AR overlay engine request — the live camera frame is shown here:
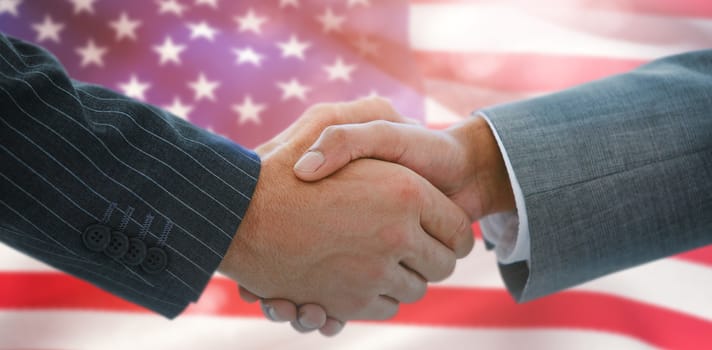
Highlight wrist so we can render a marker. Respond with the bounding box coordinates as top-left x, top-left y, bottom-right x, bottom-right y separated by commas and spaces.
450, 116, 515, 216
